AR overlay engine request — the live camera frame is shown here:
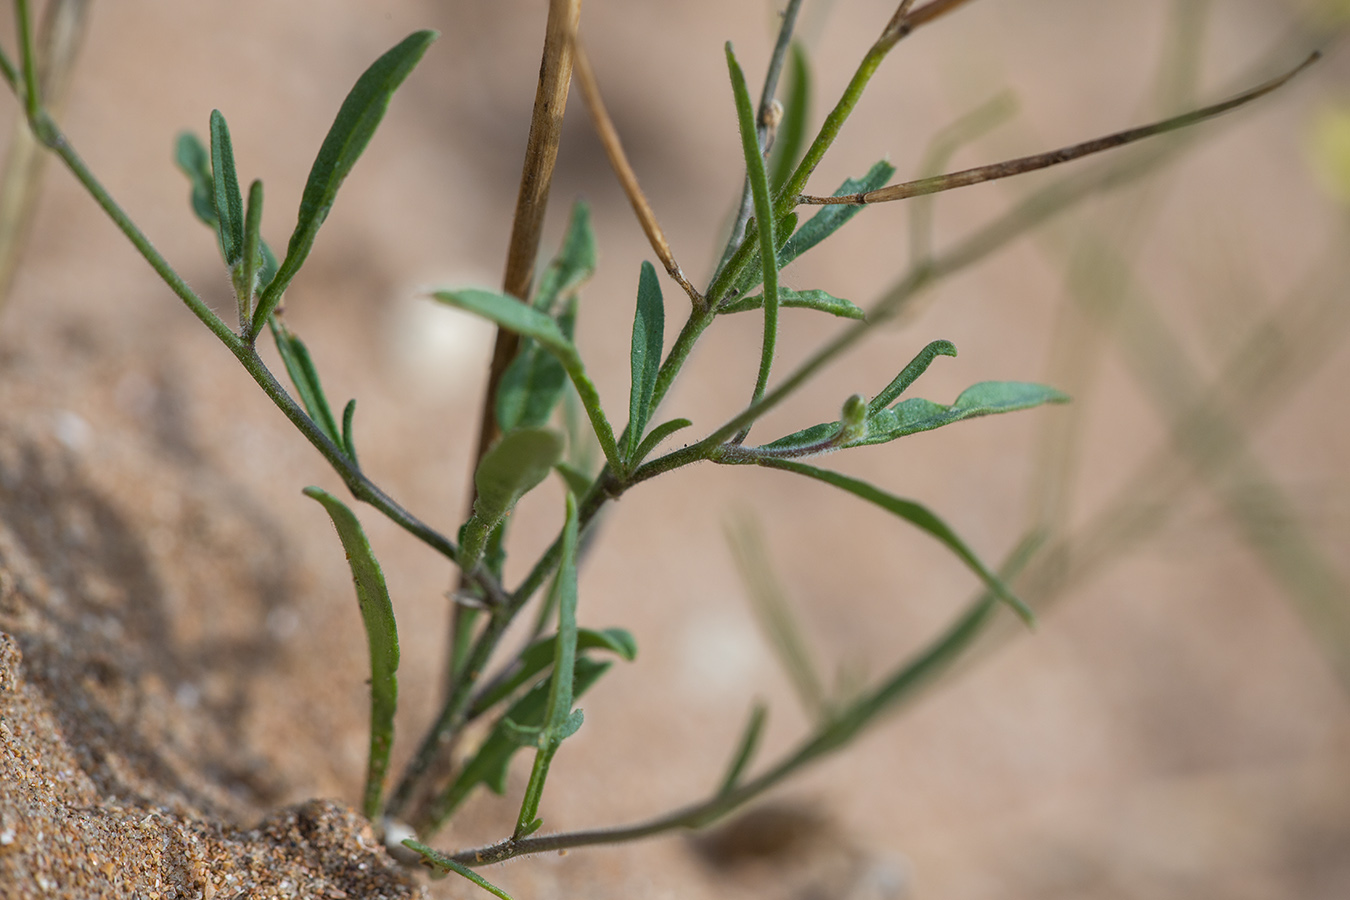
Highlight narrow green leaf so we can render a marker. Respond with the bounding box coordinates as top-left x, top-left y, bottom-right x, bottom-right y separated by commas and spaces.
778, 159, 895, 266
302, 488, 399, 819
728, 516, 826, 721
755, 458, 1035, 624
433, 288, 621, 473
253, 30, 438, 337
629, 417, 694, 469
209, 110, 245, 266
626, 261, 665, 460
718, 701, 768, 795
471, 627, 638, 716
403, 840, 517, 898
174, 132, 216, 228
341, 398, 359, 464
514, 492, 581, 838
267, 317, 343, 449
861, 381, 1069, 447
719, 287, 864, 320
768, 43, 811, 194
869, 339, 958, 413
234, 179, 265, 329
728, 43, 781, 416
496, 298, 574, 432
461, 427, 565, 569
533, 200, 597, 312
